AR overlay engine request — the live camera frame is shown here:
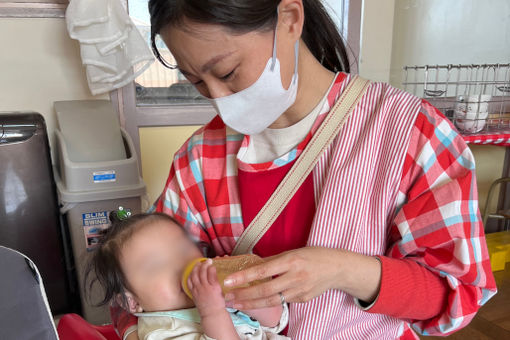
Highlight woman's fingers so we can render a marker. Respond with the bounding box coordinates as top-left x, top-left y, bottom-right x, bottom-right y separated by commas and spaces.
227, 277, 318, 309
223, 255, 286, 288
222, 248, 348, 309
224, 275, 292, 302
231, 291, 283, 310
